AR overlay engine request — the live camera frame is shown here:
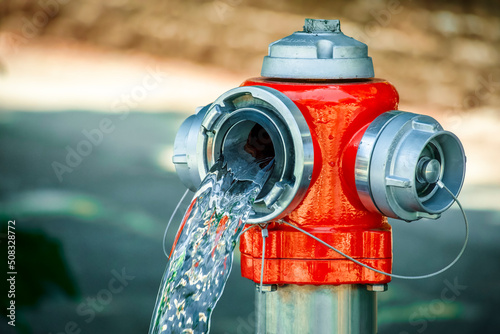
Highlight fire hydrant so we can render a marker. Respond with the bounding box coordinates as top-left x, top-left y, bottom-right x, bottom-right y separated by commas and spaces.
172, 19, 466, 334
